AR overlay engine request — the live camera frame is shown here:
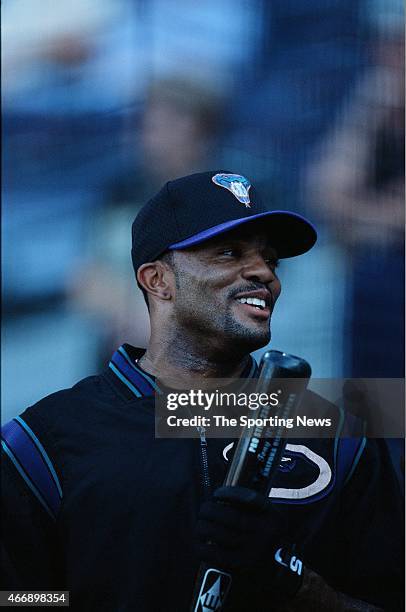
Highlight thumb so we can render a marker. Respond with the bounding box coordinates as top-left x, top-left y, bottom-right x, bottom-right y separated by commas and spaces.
213, 486, 268, 510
